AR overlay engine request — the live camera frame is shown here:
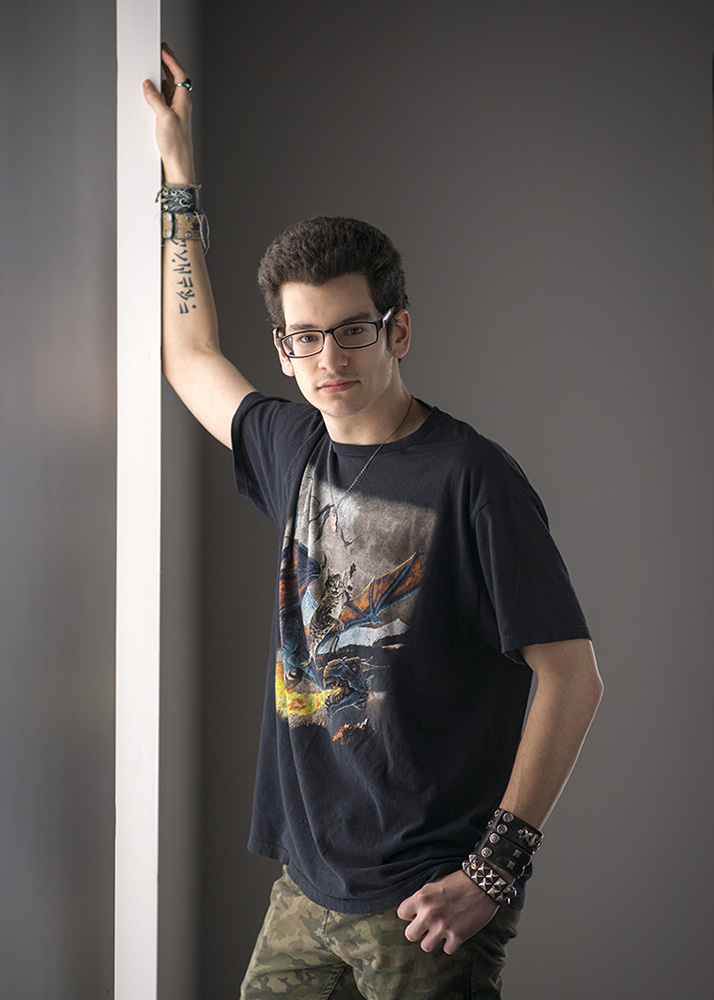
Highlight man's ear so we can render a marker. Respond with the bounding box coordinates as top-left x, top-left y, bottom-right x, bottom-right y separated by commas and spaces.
273, 330, 296, 377
389, 310, 411, 360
